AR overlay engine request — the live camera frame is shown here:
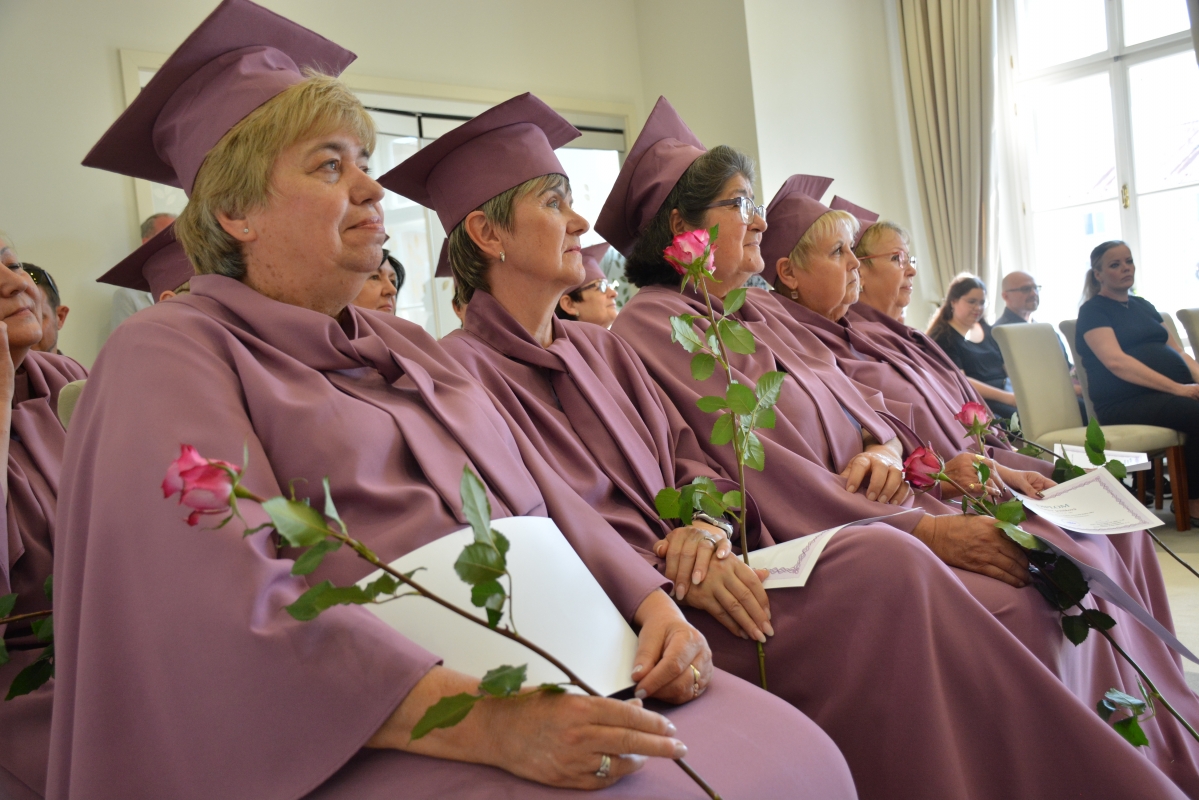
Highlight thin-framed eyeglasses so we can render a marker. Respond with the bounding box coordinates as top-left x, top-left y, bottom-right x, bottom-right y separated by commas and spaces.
859, 250, 917, 269
582, 279, 619, 294
1007, 284, 1041, 294
703, 196, 766, 225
